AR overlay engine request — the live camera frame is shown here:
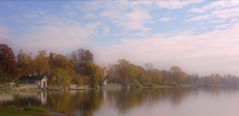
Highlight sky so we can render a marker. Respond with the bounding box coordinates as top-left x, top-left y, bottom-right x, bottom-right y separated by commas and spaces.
1, 0, 239, 75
